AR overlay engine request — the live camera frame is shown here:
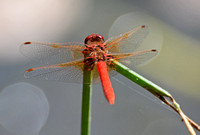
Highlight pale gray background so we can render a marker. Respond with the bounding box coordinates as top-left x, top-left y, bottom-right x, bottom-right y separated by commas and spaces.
0, 0, 200, 135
